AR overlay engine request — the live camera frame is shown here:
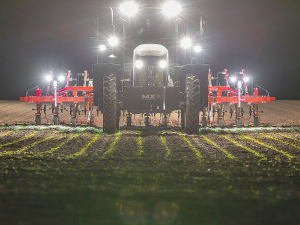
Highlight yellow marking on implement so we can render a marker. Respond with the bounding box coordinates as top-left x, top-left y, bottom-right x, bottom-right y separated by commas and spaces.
68, 134, 100, 158
102, 131, 121, 157
179, 132, 203, 162
0, 135, 55, 156
201, 135, 237, 160
137, 131, 143, 156
41, 133, 80, 155
0, 131, 38, 149
259, 133, 300, 151
242, 134, 294, 159
159, 134, 170, 158
218, 133, 263, 157
0, 130, 14, 137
